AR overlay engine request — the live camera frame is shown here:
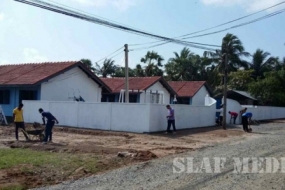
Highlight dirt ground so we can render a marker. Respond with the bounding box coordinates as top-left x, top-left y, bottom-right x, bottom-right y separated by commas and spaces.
0, 123, 251, 189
